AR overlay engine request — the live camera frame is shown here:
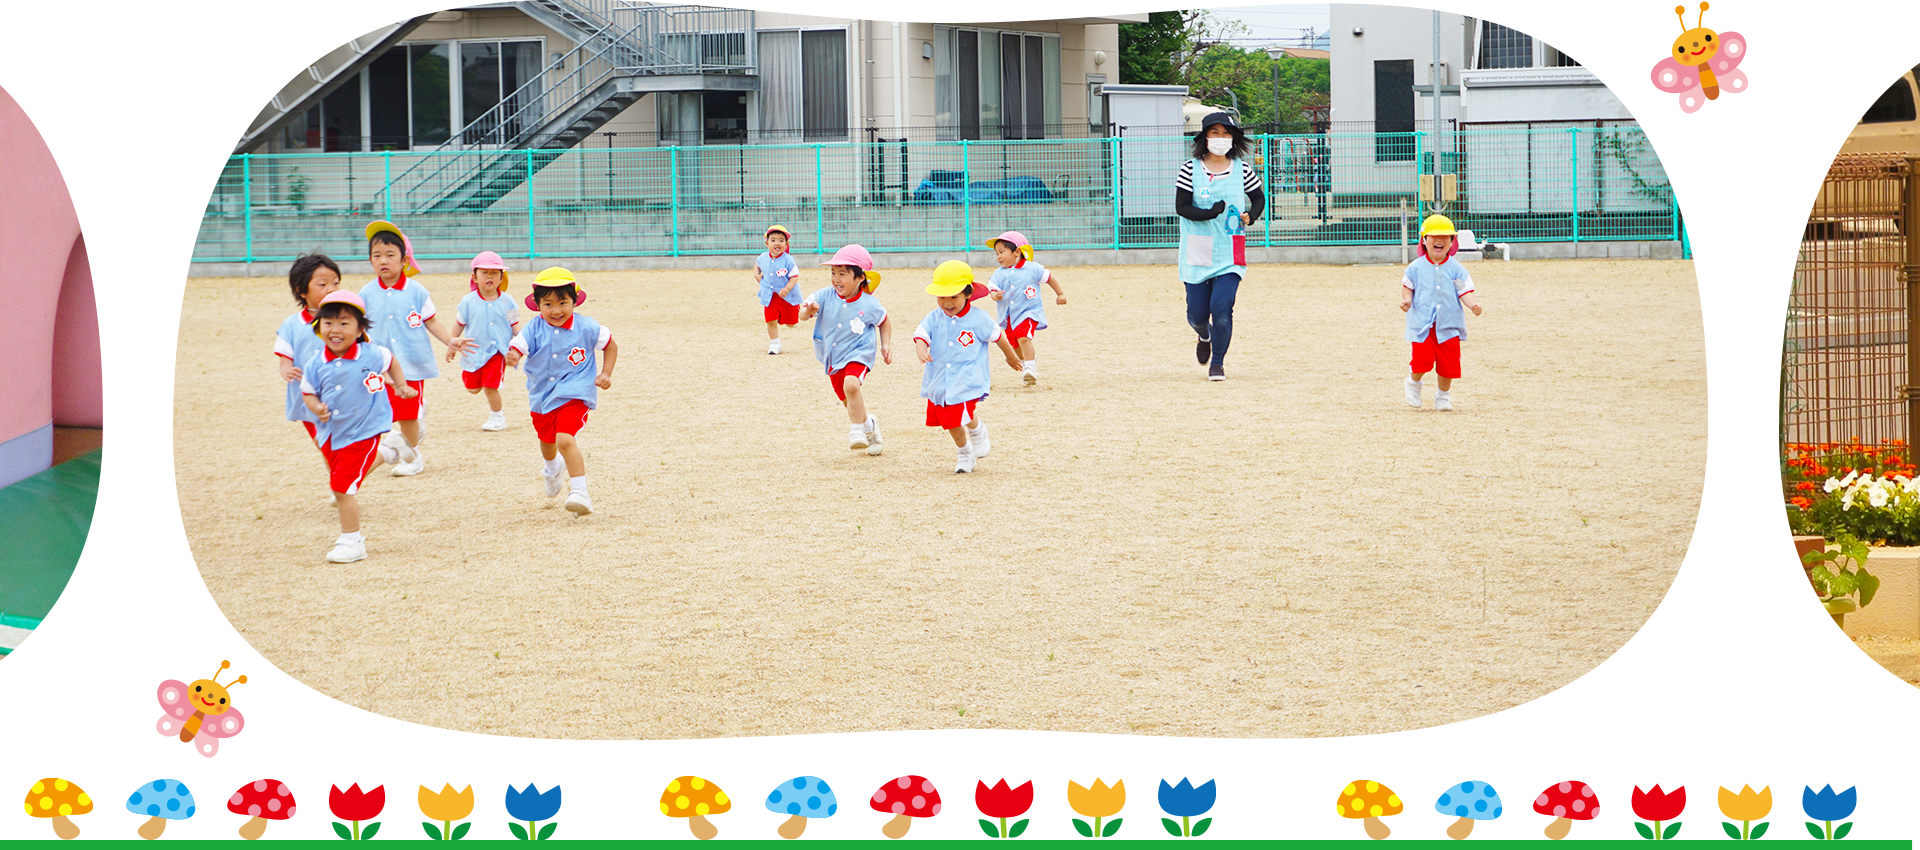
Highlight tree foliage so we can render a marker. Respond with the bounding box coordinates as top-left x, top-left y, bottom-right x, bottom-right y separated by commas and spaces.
1119, 11, 1330, 133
